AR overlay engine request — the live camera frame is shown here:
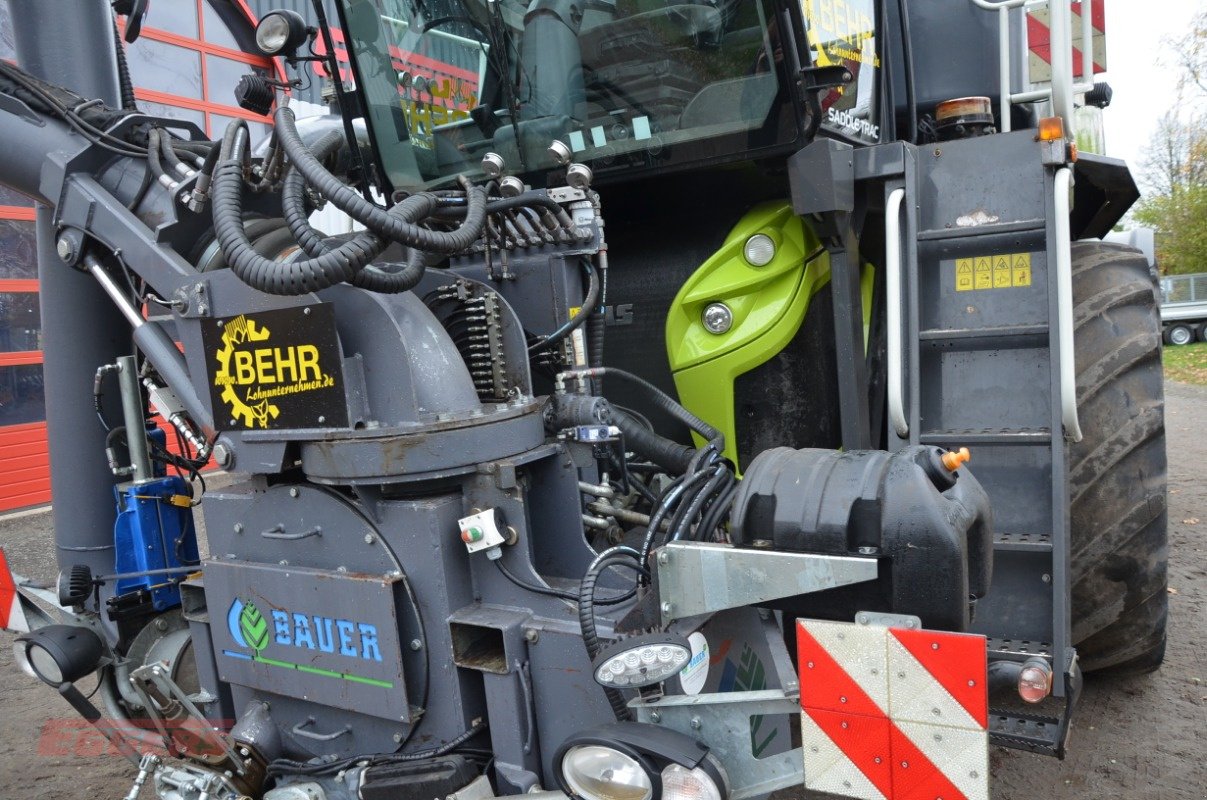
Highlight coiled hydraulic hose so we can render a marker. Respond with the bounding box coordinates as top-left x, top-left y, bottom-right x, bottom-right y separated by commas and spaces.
281, 130, 343, 258
279, 130, 435, 294
274, 106, 488, 253
211, 125, 410, 295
